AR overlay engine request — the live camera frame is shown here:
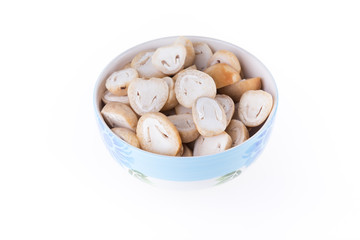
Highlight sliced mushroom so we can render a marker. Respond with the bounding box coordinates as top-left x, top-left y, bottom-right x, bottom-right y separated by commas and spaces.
238, 90, 273, 127
192, 97, 227, 137
193, 42, 213, 71
174, 104, 192, 115
172, 64, 197, 81
208, 49, 241, 73
105, 68, 138, 96
233, 102, 241, 120
174, 36, 195, 68
102, 90, 130, 105
131, 50, 166, 78
174, 69, 216, 108
215, 94, 235, 126
182, 144, 193, 157
128, 77, 169, 116
204, 63, 240, 88
218, 77, 262, 102
161, 77, 178, 111
225, 120, 249, 147
136, 112, 182, 156
168, 114, 199, 143
193, 132, 232, 156
111, 127, 140, 148
101, 102, 138, 131
152, 44, 187, 75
